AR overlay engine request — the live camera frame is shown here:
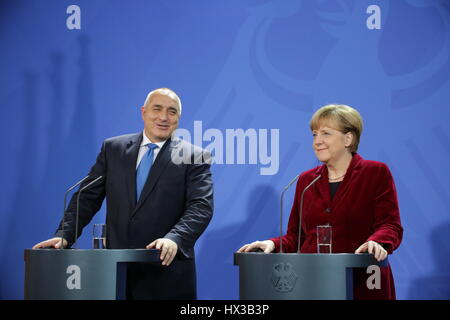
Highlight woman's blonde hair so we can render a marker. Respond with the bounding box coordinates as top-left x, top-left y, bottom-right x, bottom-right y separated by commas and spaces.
310, 104, 363, 153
